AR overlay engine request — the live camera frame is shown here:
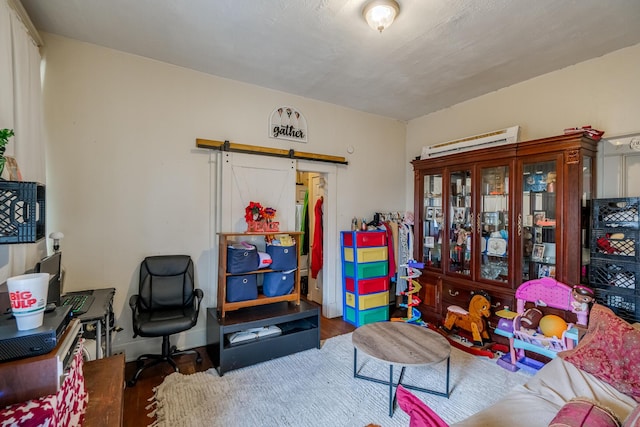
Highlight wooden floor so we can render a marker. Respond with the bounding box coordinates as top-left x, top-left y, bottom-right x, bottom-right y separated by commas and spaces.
122, 304, 355, 427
